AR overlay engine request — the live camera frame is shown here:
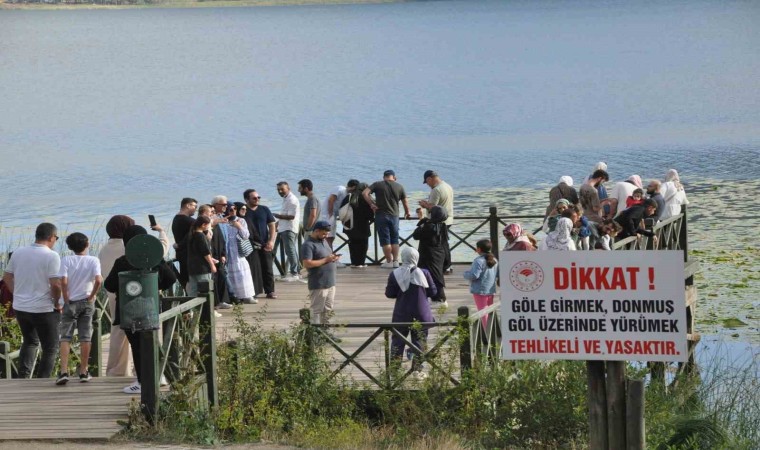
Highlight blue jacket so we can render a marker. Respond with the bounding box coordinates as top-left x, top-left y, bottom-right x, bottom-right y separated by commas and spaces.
463, 255, 498, 295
